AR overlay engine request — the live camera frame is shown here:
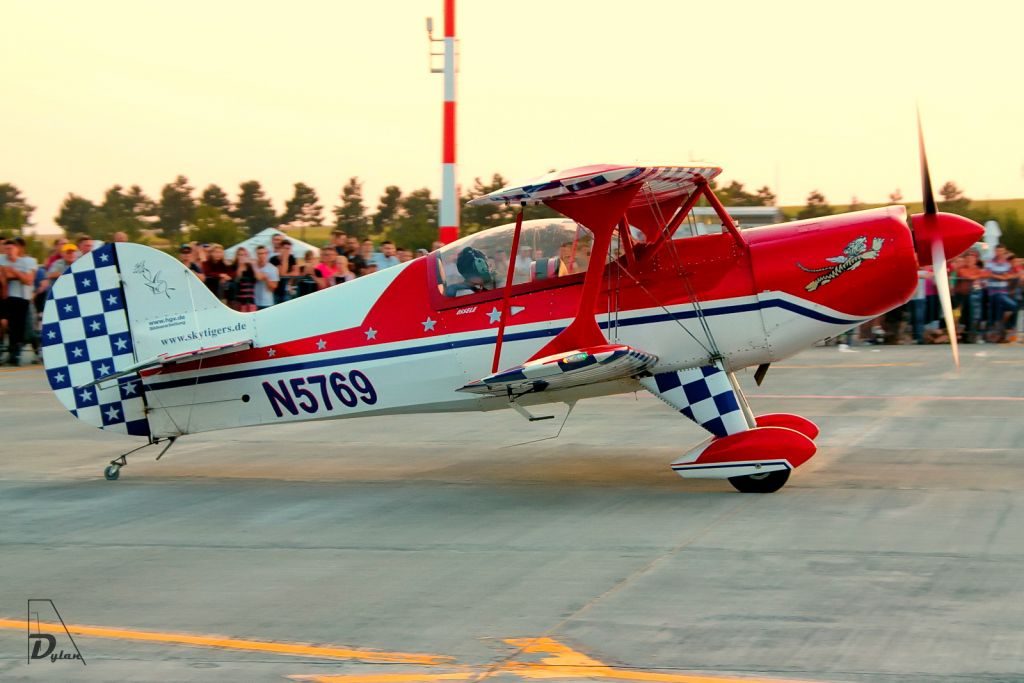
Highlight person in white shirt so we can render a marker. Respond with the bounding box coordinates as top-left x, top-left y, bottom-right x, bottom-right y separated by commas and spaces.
252, 245, 280, 310
1, 238, 39, 365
